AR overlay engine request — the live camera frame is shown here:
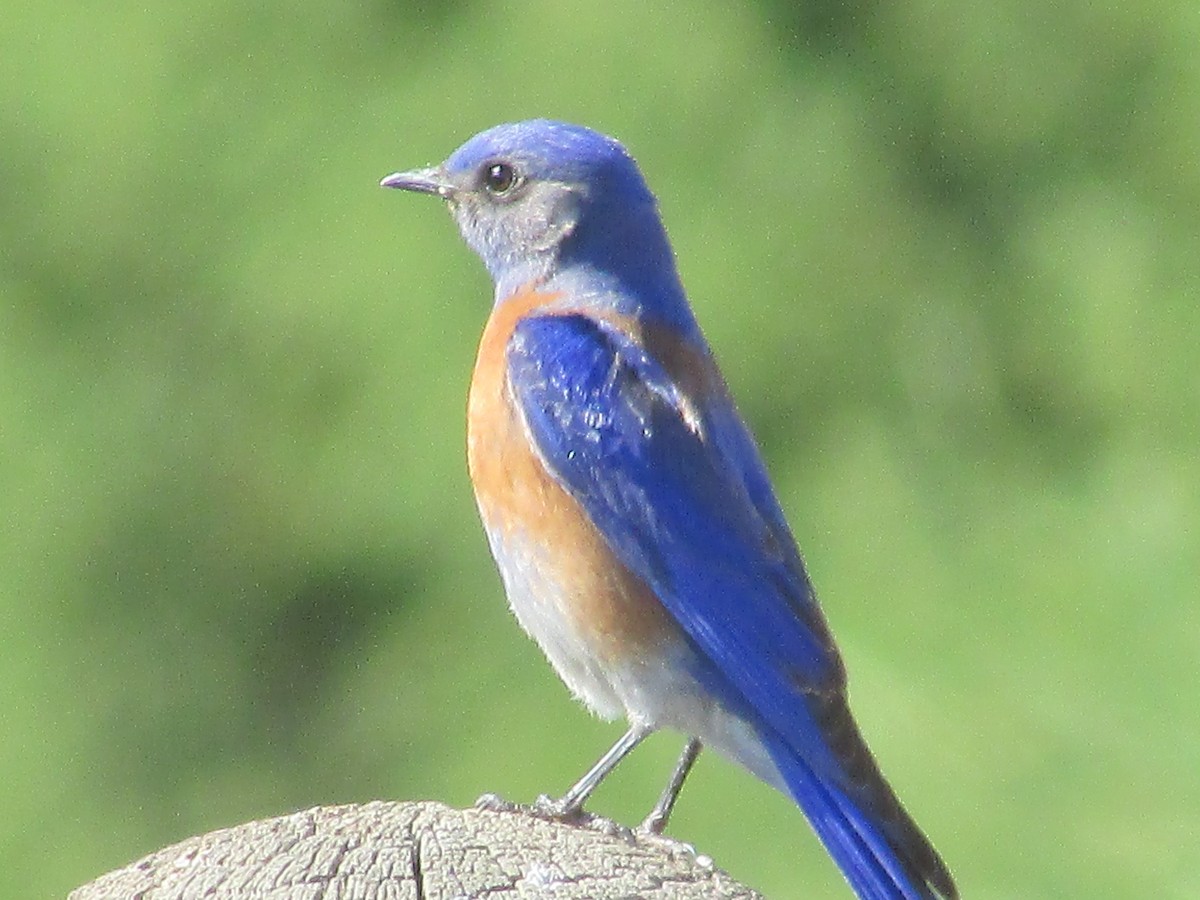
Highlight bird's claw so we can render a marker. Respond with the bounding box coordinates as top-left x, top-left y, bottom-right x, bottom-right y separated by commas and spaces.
531, 793, 585, 821
632, 820, 699, 856
474, 792, 522, 814
474, 792, 587, 824
636, 809, 668, 836
475, 791, 633, 838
